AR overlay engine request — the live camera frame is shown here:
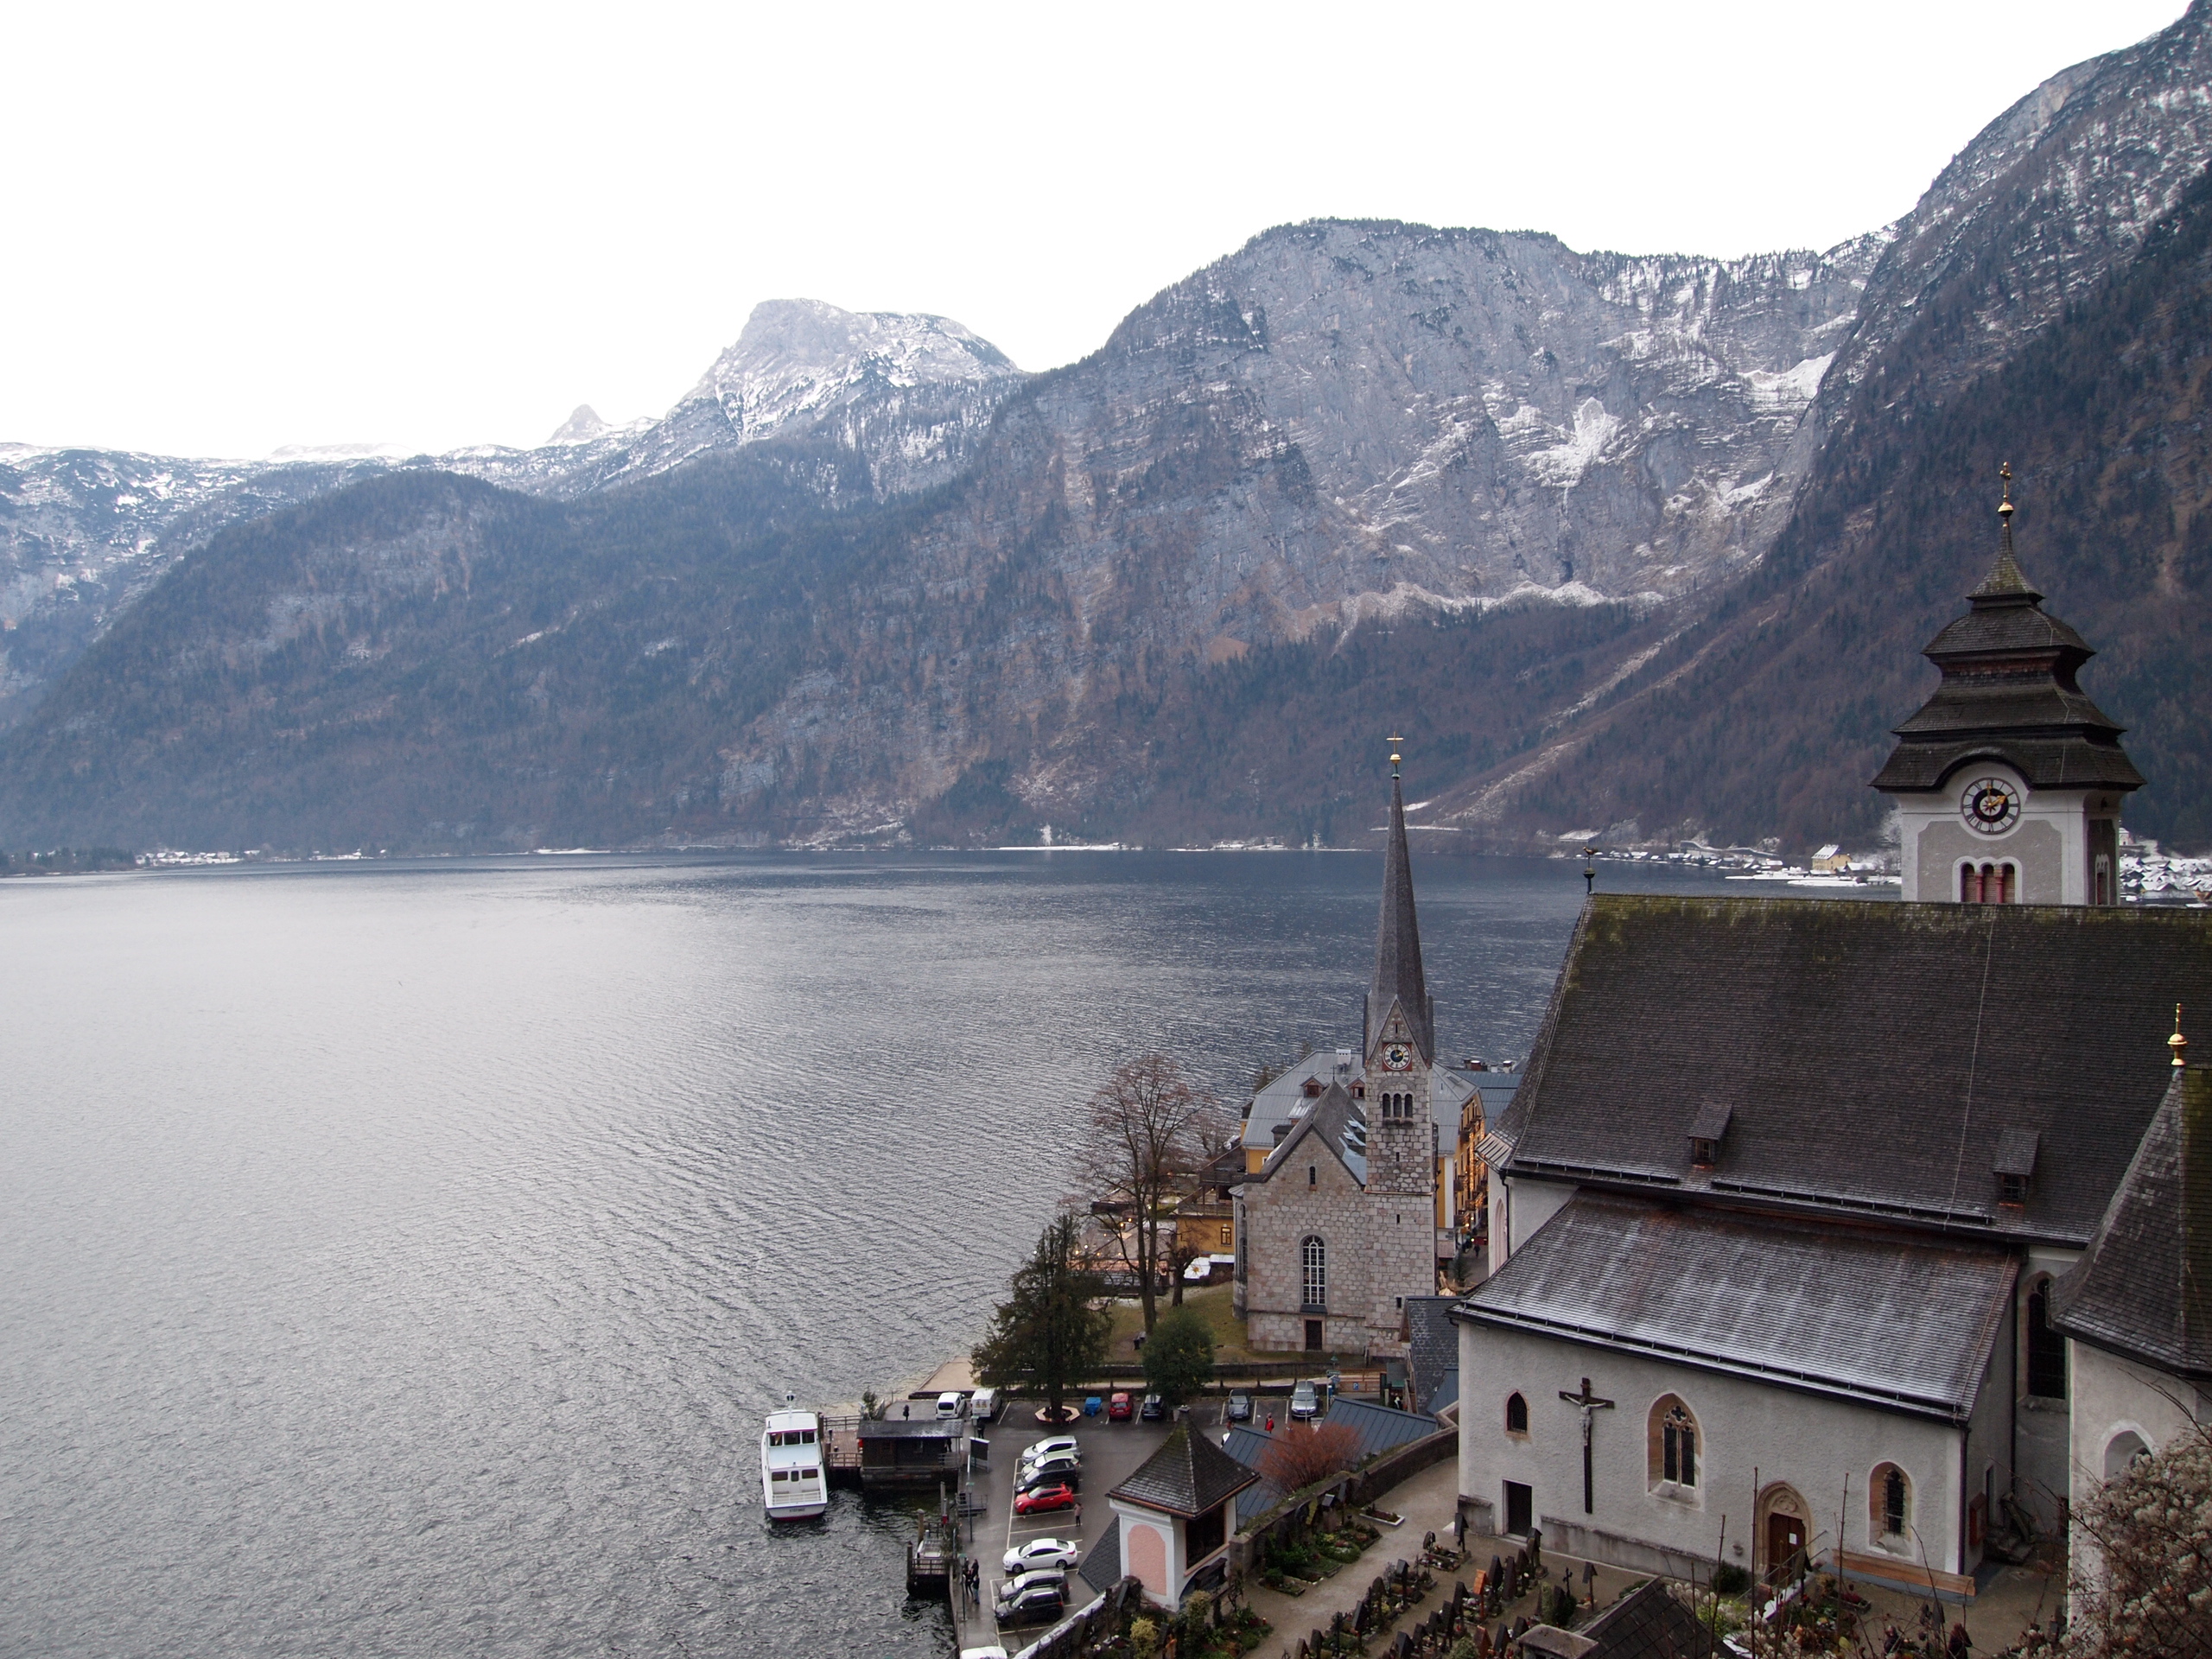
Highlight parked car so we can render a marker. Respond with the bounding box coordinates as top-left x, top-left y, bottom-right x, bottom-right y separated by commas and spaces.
1016, 1435, 1079, 1467
969, 1387, 1000, 1424
1019, 1455, 1081, 1492
1001, 1537, 1081, 1575
1224, 1393, 1252, 1423
1139, 1394, 1166, 1421
1106, 1391, 1134, 1421
1290, 1380, 1320, 1421
935, 1391, 964, 1420
998, 1568, 1069, 1600
995, 1583, 1068, 1627
1014, 1483, 1079, 1516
